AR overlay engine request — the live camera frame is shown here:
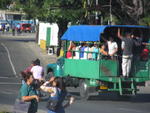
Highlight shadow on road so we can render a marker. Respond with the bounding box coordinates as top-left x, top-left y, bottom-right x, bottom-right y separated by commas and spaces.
69, 91, 150, 103
4, 38, 35, 43
0, 33, 36, 43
